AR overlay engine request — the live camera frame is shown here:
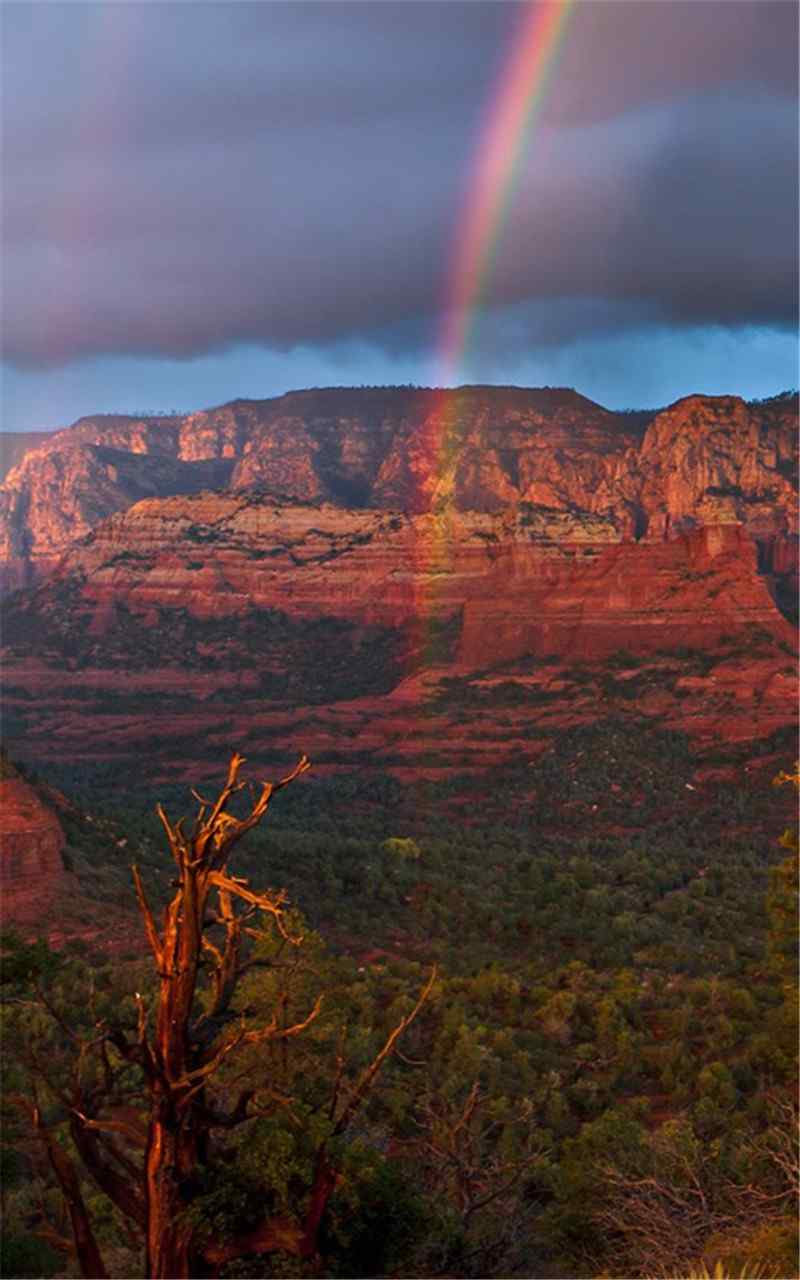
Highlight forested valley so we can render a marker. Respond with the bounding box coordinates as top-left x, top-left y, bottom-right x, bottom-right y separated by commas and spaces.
1, 728, 797, 1280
